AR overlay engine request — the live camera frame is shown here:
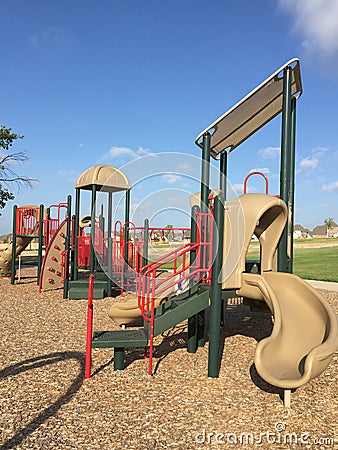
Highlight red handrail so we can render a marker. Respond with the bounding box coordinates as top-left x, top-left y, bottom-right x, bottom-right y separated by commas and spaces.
137, 212, 213, 375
